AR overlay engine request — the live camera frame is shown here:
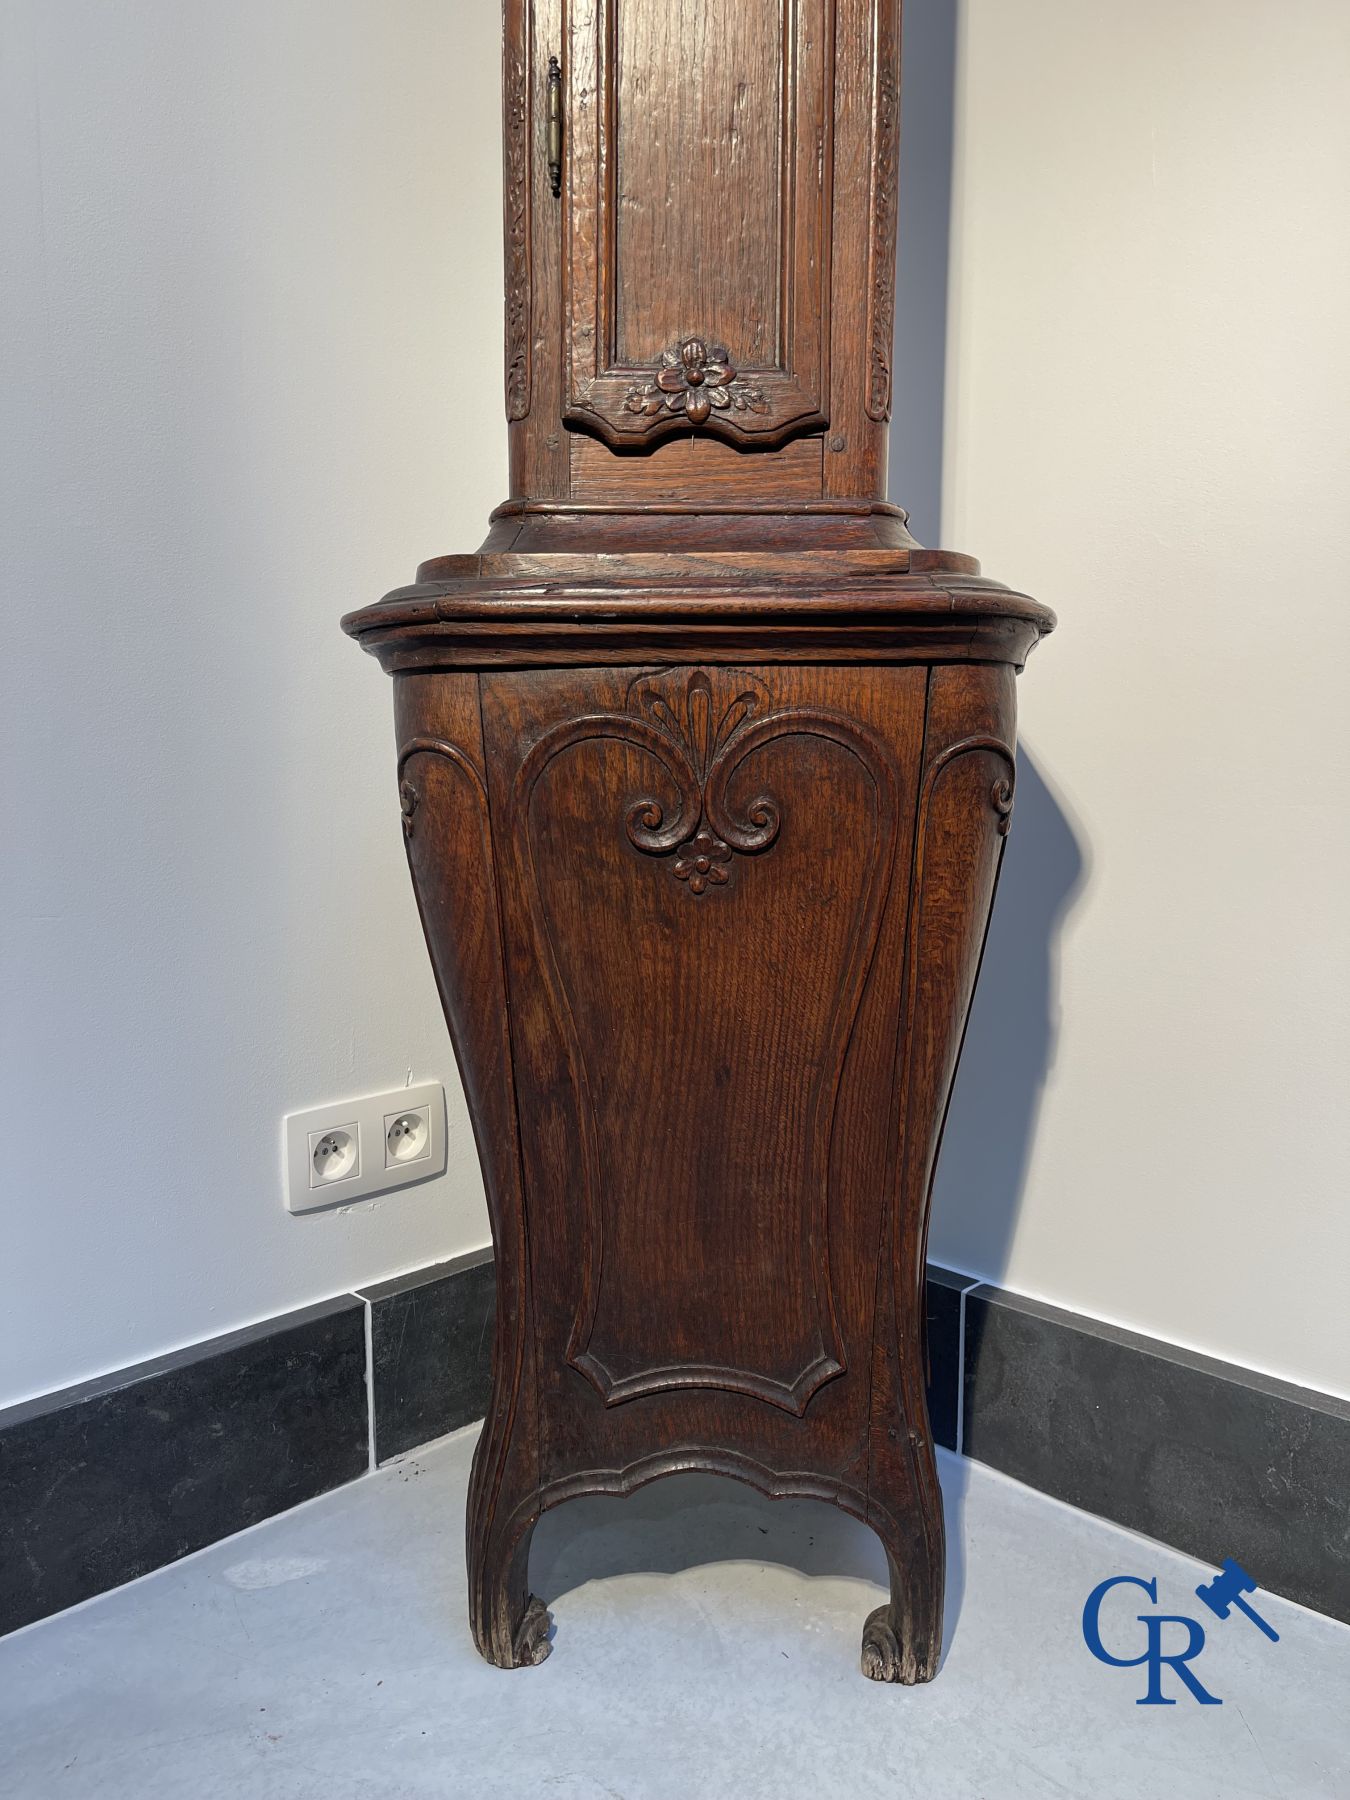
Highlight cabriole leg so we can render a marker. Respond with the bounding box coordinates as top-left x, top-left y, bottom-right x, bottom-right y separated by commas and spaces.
466, 1448, 550, 1669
